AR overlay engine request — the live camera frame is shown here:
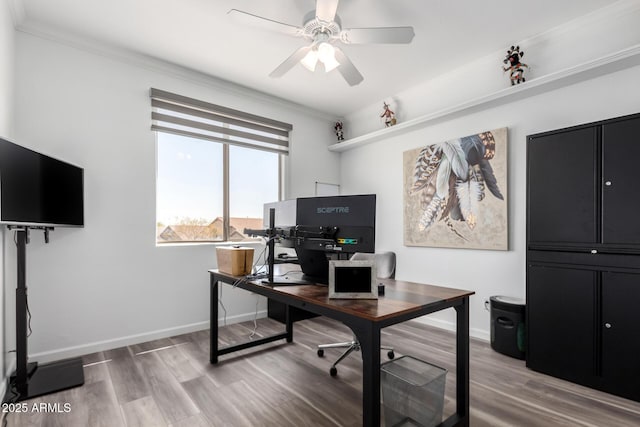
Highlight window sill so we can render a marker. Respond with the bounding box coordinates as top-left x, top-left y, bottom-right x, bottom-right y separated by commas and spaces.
155, 240, 264, 248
